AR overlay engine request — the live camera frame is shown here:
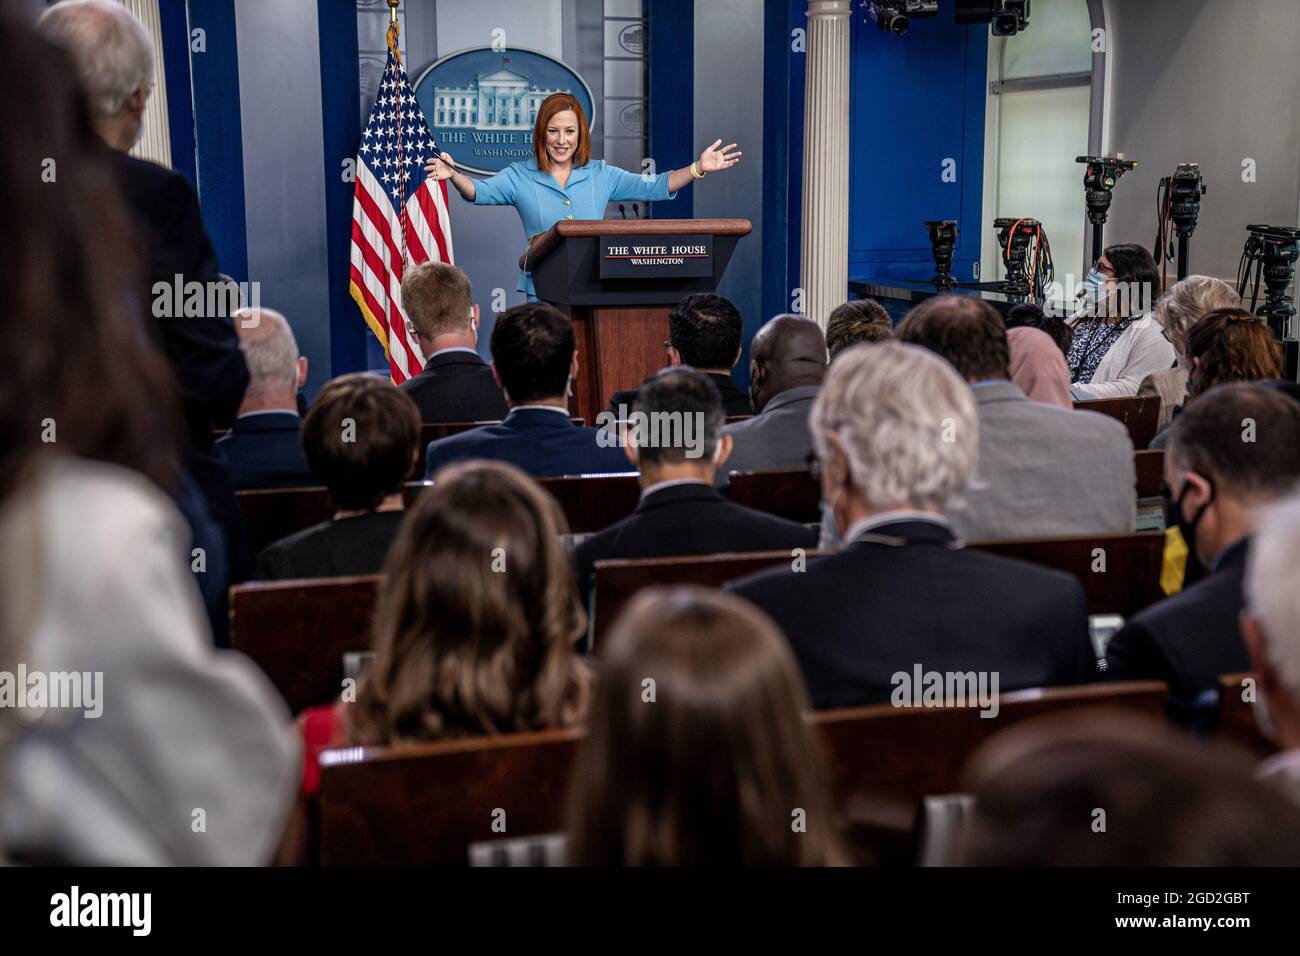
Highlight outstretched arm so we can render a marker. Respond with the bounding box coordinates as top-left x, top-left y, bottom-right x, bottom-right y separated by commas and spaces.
666, 138, 743, 193
423, 152, 476, 202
